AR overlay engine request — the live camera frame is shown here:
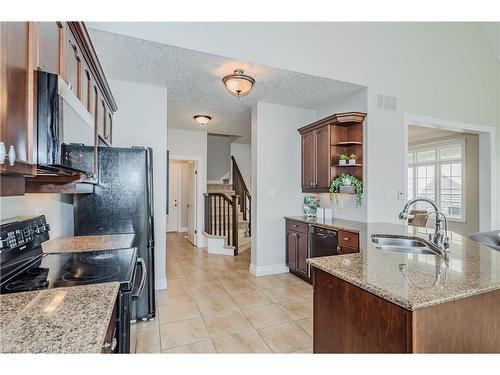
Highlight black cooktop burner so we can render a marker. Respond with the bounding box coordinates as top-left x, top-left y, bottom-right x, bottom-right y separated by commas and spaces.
0, 248, 137, 294
62, 265, 121, 282
80, 253, 116, 264
5, 268, 50, 291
